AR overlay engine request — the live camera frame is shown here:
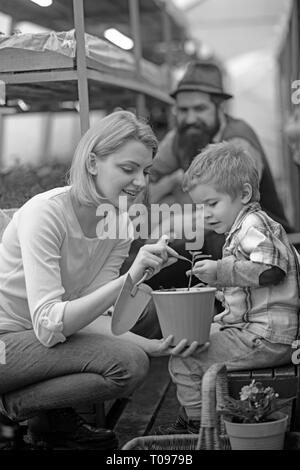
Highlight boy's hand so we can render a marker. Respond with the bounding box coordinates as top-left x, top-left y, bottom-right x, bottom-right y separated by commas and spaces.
186, 260, 218, 284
